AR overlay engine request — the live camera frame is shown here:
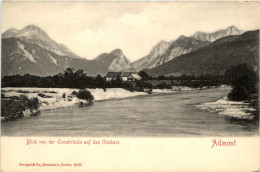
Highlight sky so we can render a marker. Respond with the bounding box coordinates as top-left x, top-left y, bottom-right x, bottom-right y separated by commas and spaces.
2, 1, 260, 62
